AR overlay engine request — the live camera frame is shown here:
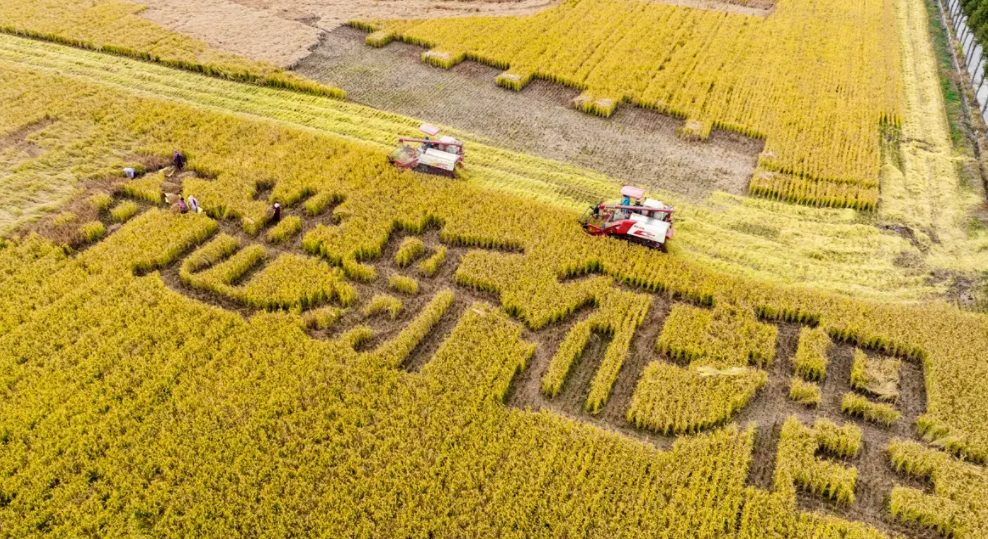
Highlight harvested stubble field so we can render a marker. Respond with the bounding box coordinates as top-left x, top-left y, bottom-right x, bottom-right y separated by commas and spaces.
296, 26, 764, 200
2, 0, 988, 535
